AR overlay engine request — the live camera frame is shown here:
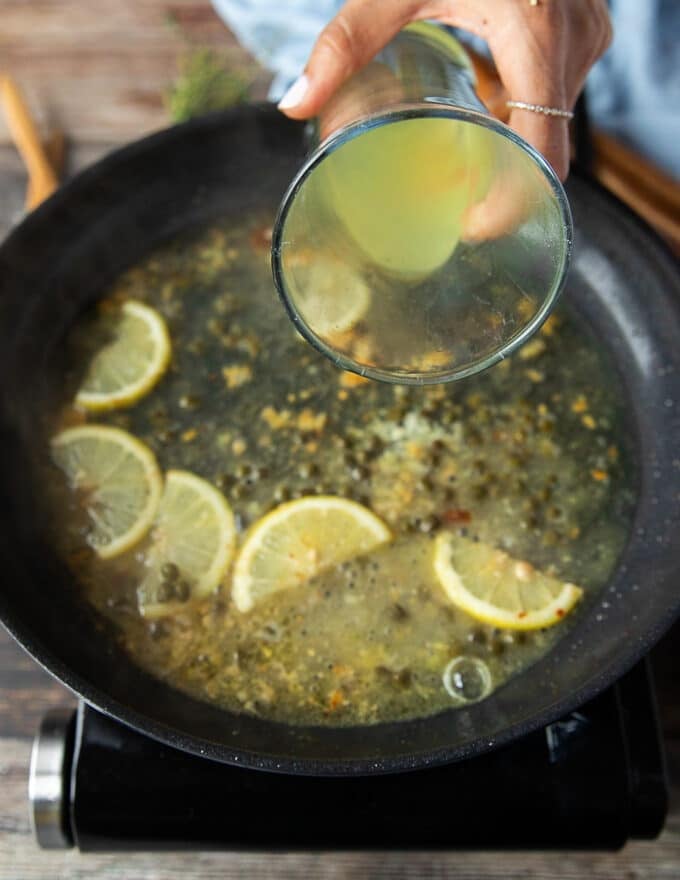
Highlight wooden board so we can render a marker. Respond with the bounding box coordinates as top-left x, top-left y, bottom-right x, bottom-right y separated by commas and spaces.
0, 0, 268, 144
